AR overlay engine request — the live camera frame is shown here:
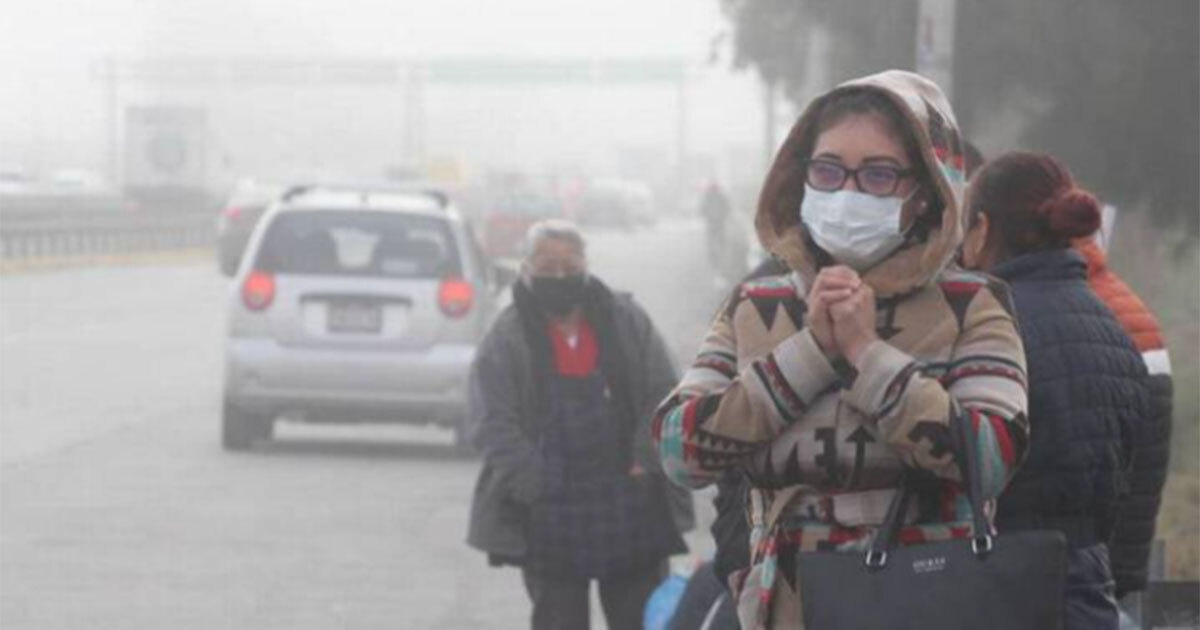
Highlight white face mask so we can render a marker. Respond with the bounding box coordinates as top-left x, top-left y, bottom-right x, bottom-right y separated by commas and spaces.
799, 185, 908, 270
